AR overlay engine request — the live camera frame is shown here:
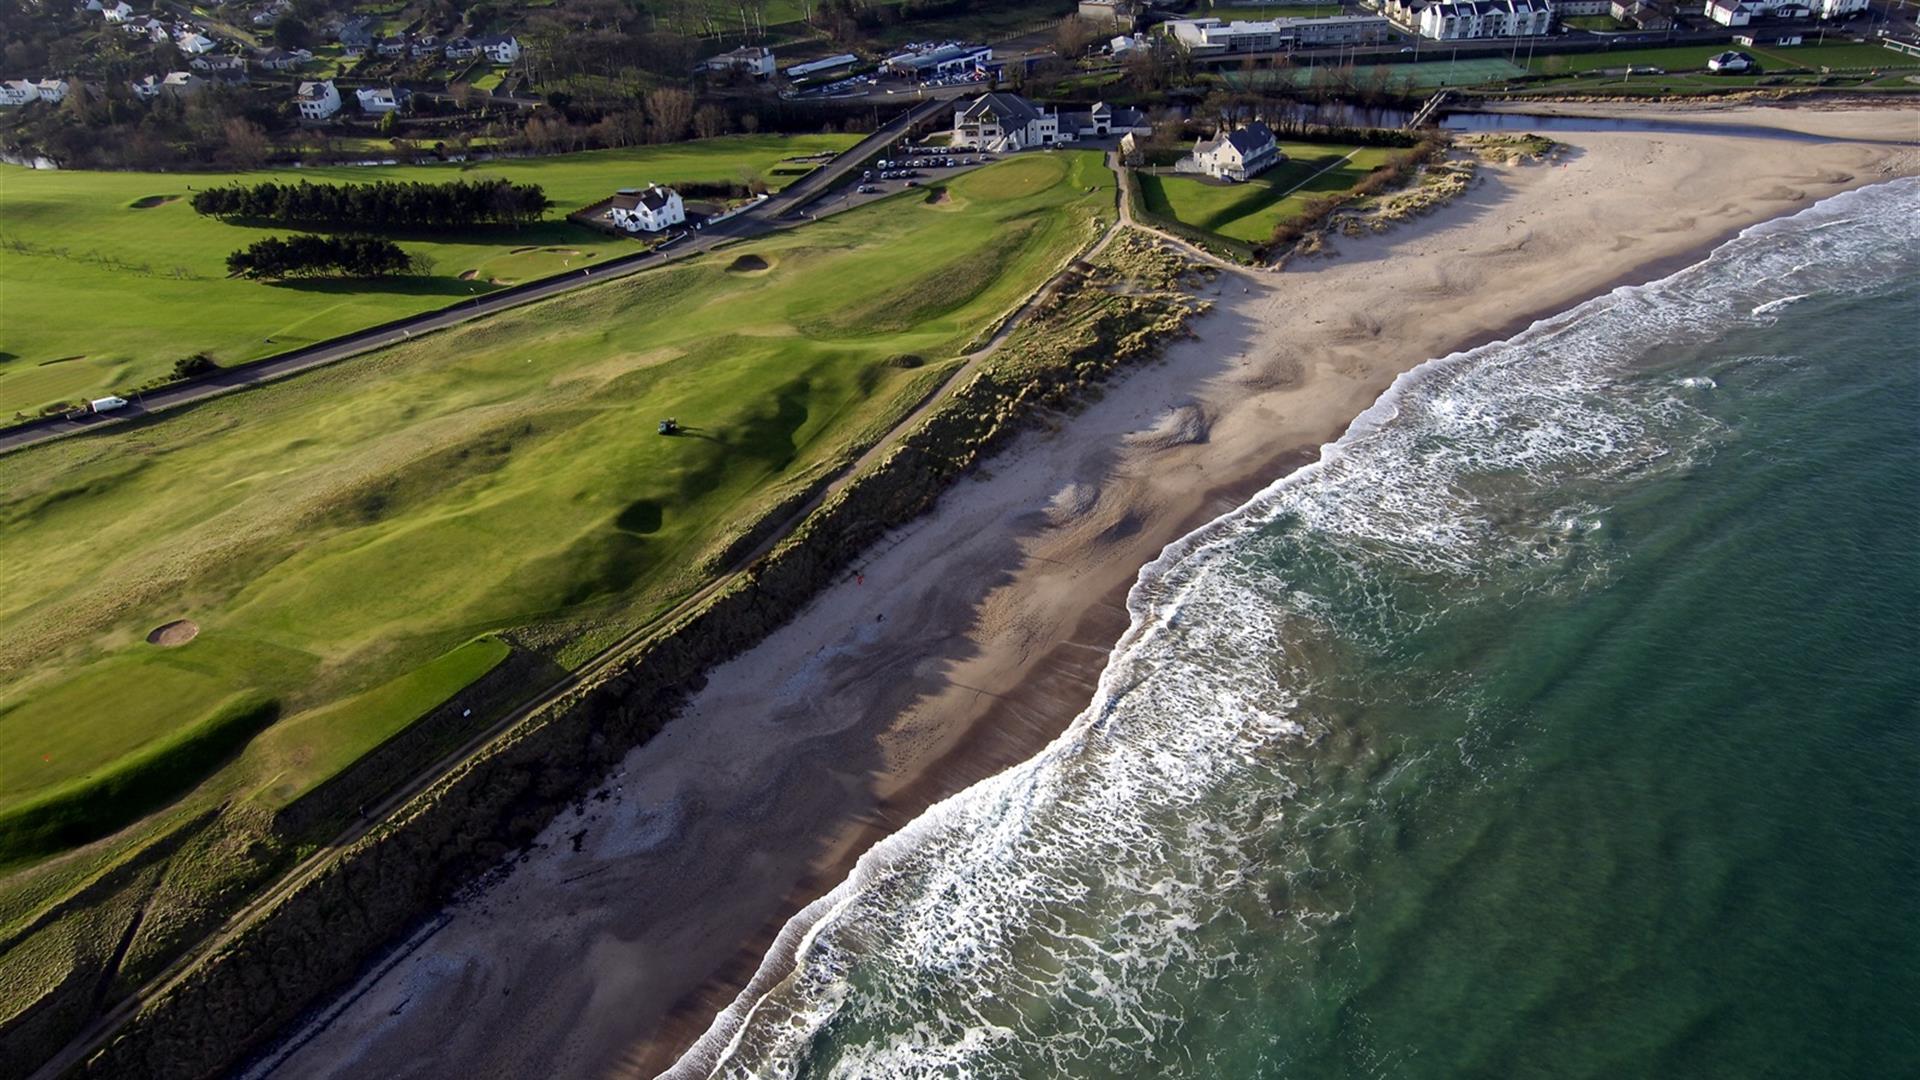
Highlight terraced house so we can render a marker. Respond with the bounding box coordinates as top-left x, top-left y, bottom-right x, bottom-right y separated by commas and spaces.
1417, 0, 1552, 38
